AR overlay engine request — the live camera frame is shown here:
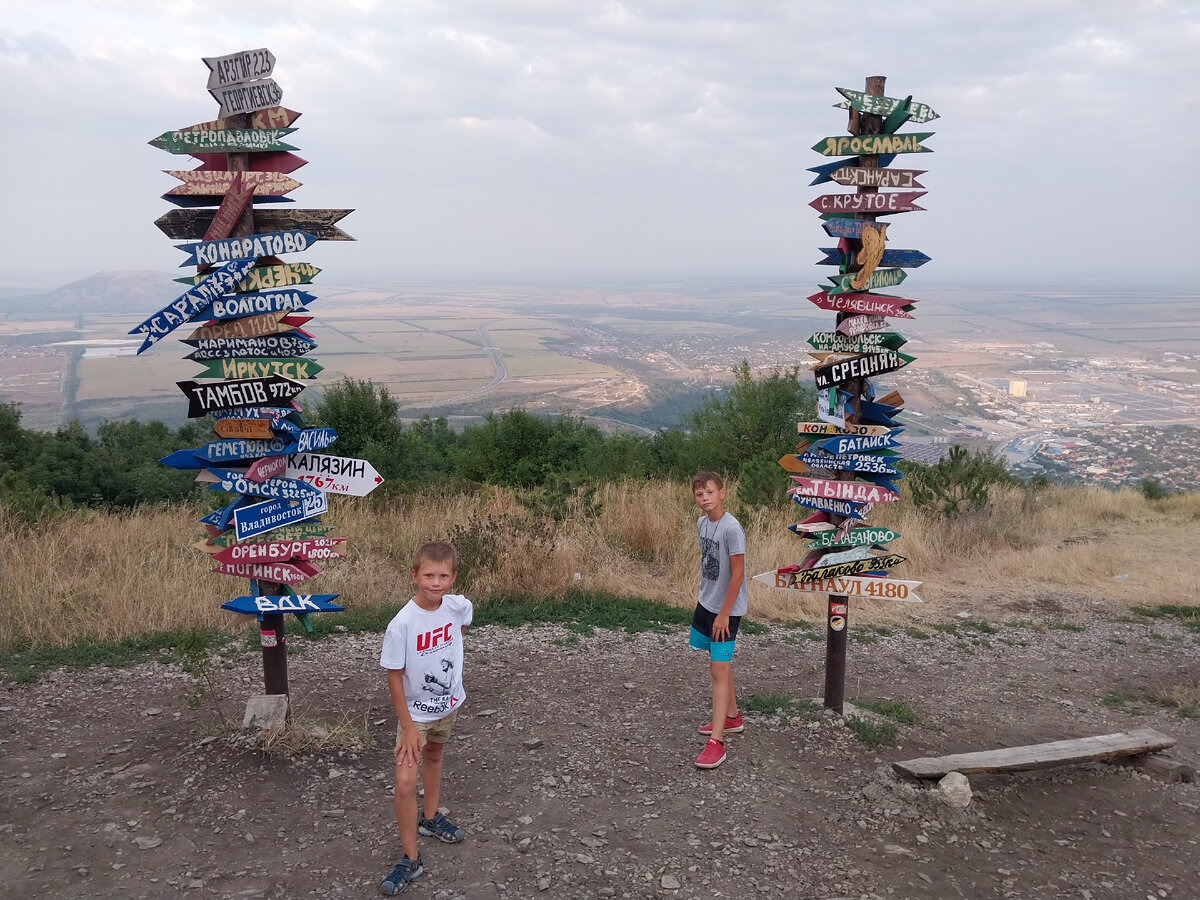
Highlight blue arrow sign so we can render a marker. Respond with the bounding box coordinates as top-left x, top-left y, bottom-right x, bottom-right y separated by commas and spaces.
816, 429, 904, 455
176, 230, 319, 267
221, 593, 344, 616
816, 248, 931, 269
294, 427, 337, 453
859, 399, 902, 426
206, 289, 316, 321
196, 436, 299, 464
160, 448, 206, 470
233, 492, 328, 541
206, 468, 321, 500
129, 257, 258, 354
806, 154, 898, 185
796, 452, 901, 477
